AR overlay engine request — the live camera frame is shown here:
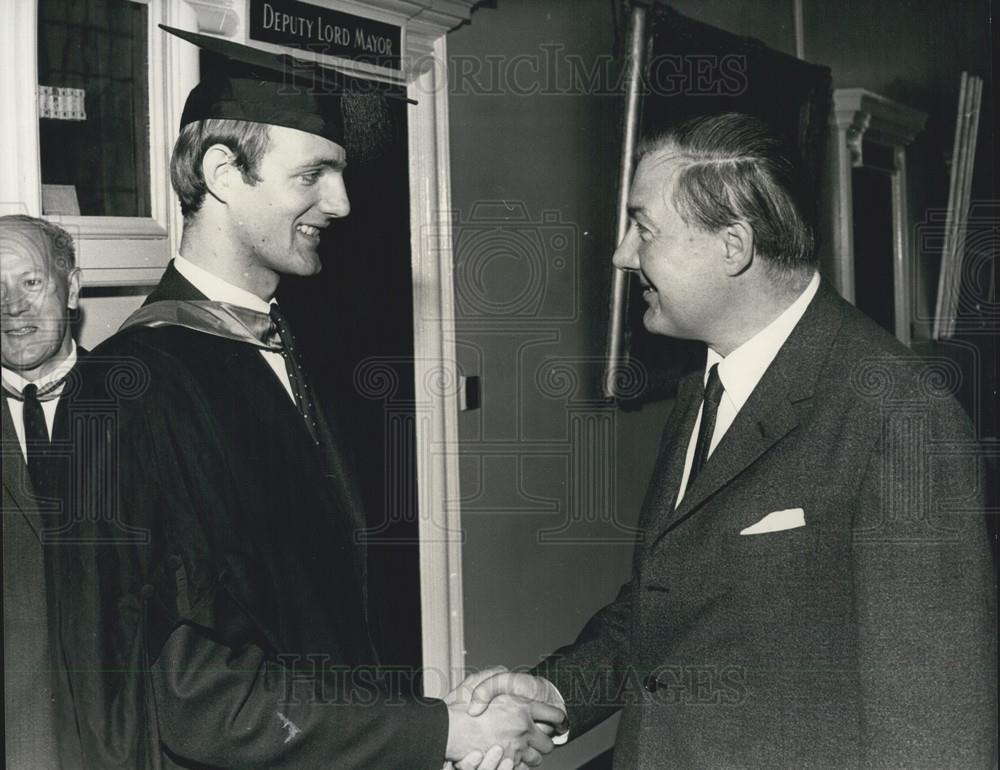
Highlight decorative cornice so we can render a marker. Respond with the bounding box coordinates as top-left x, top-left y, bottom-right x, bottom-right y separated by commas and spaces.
832, 88, 927, 149
360, 0, 479, 31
